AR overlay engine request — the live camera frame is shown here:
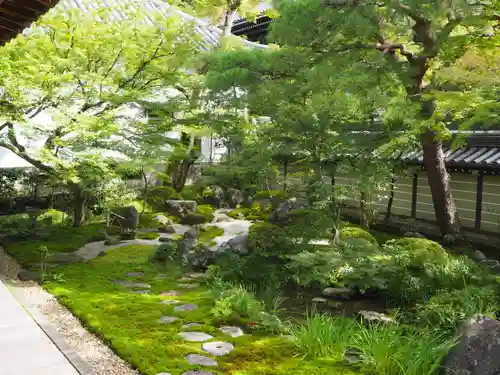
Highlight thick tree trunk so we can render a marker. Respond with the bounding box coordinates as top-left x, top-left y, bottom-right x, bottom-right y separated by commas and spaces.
223, 9, 238, 37
71, 184, 87, 227
171, 159, 197, 193
421, 134, 461, 236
